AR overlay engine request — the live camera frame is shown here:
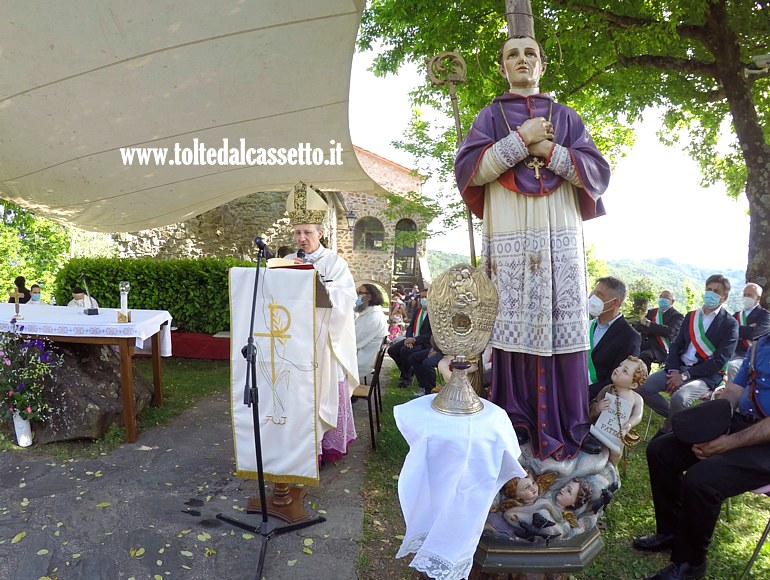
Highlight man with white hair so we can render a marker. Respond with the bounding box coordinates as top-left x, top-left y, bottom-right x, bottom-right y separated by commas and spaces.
728, 282, 770, 381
